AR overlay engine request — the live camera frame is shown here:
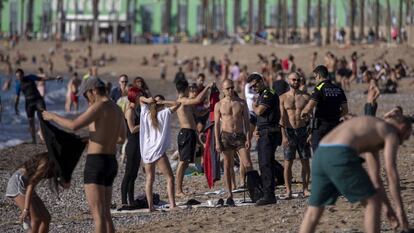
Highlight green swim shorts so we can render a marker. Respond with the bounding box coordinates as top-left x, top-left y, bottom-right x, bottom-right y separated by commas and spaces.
309, 145, 376, 206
